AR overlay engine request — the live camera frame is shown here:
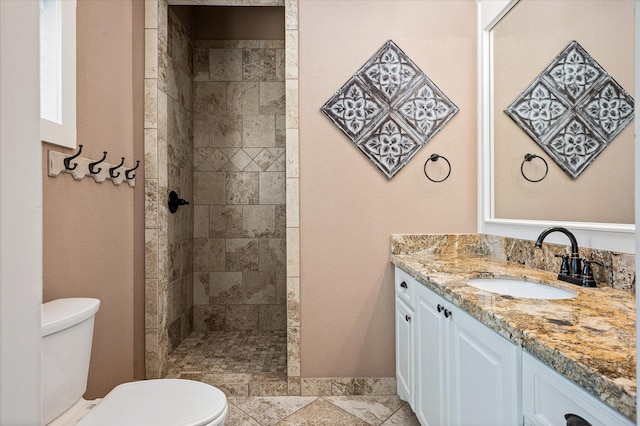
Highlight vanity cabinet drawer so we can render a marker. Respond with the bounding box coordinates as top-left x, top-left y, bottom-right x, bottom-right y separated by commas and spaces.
523, 352, 633, 426
394, 267, 414, 306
